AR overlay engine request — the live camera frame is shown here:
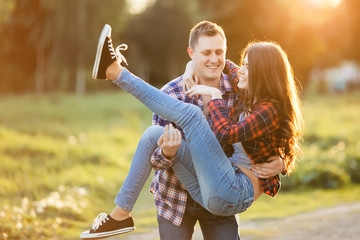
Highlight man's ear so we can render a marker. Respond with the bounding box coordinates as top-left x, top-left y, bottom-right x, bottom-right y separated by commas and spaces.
187, 47, 195, 59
